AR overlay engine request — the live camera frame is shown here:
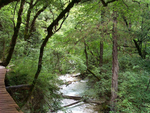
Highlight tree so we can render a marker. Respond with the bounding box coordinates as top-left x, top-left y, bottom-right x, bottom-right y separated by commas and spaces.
110, 8, 119, 111
99, 8, 105, 67
23, 0, 82, 105
32, 0, 81, 86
